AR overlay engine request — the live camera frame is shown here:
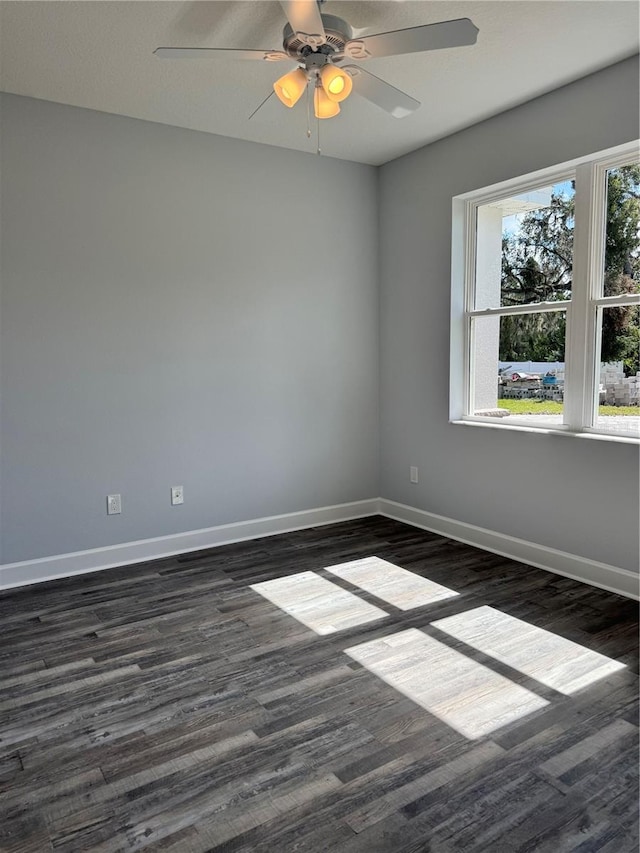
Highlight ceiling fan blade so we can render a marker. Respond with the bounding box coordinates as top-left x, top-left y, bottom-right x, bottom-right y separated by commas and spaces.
153, 47, 289, 61
279, 0, 327, 48
344, 66, 420, 118
343, 18, 478, 61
